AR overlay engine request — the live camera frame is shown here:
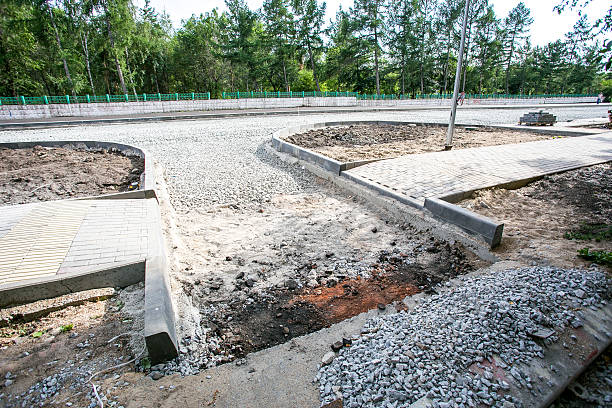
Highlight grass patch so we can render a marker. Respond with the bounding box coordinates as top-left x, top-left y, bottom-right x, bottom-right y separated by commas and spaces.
565, 223, 612, 242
